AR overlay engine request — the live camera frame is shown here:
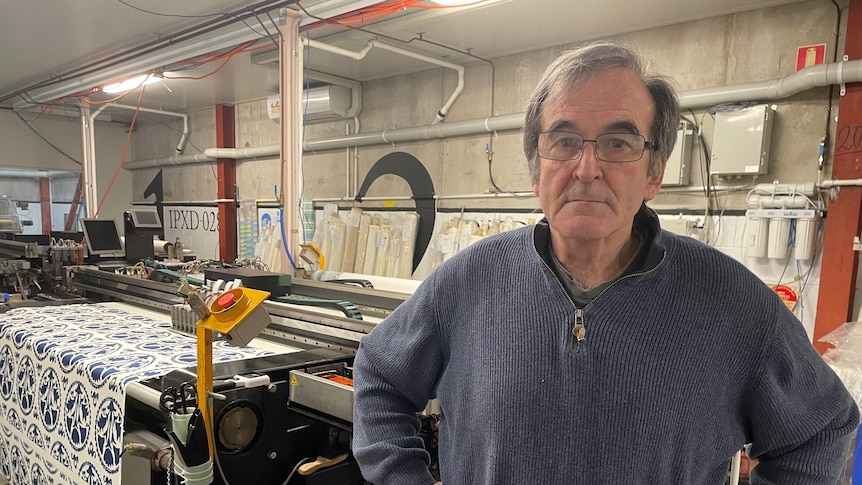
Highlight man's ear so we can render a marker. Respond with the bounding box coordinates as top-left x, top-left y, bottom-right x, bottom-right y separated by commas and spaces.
644, 162, 665, 202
